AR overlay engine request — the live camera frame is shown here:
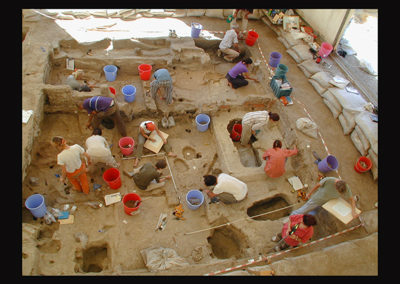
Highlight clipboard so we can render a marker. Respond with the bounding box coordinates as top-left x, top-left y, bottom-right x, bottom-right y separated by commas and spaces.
143, 130, 169, 153
322, 197, 361, 224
